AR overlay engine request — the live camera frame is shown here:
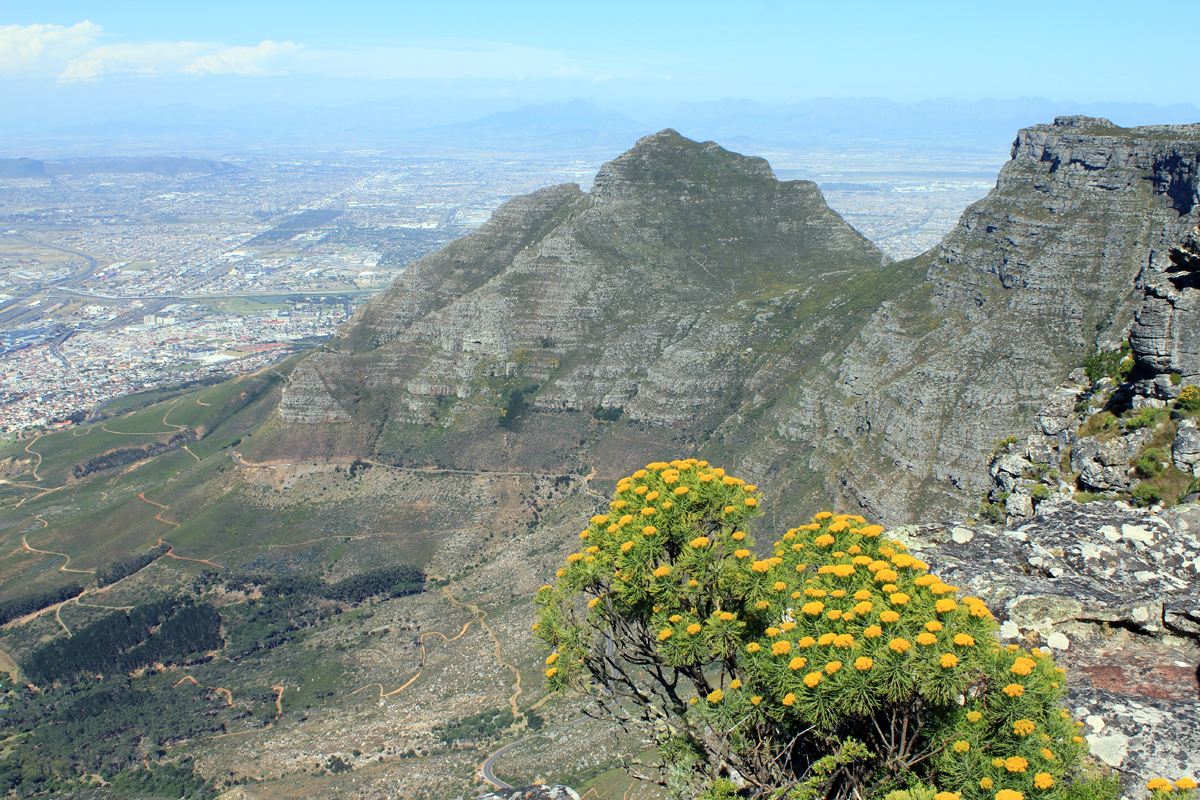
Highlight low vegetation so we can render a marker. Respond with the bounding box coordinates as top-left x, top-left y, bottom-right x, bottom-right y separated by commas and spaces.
538, 459, 1125, 799
0, 582, 83, 626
